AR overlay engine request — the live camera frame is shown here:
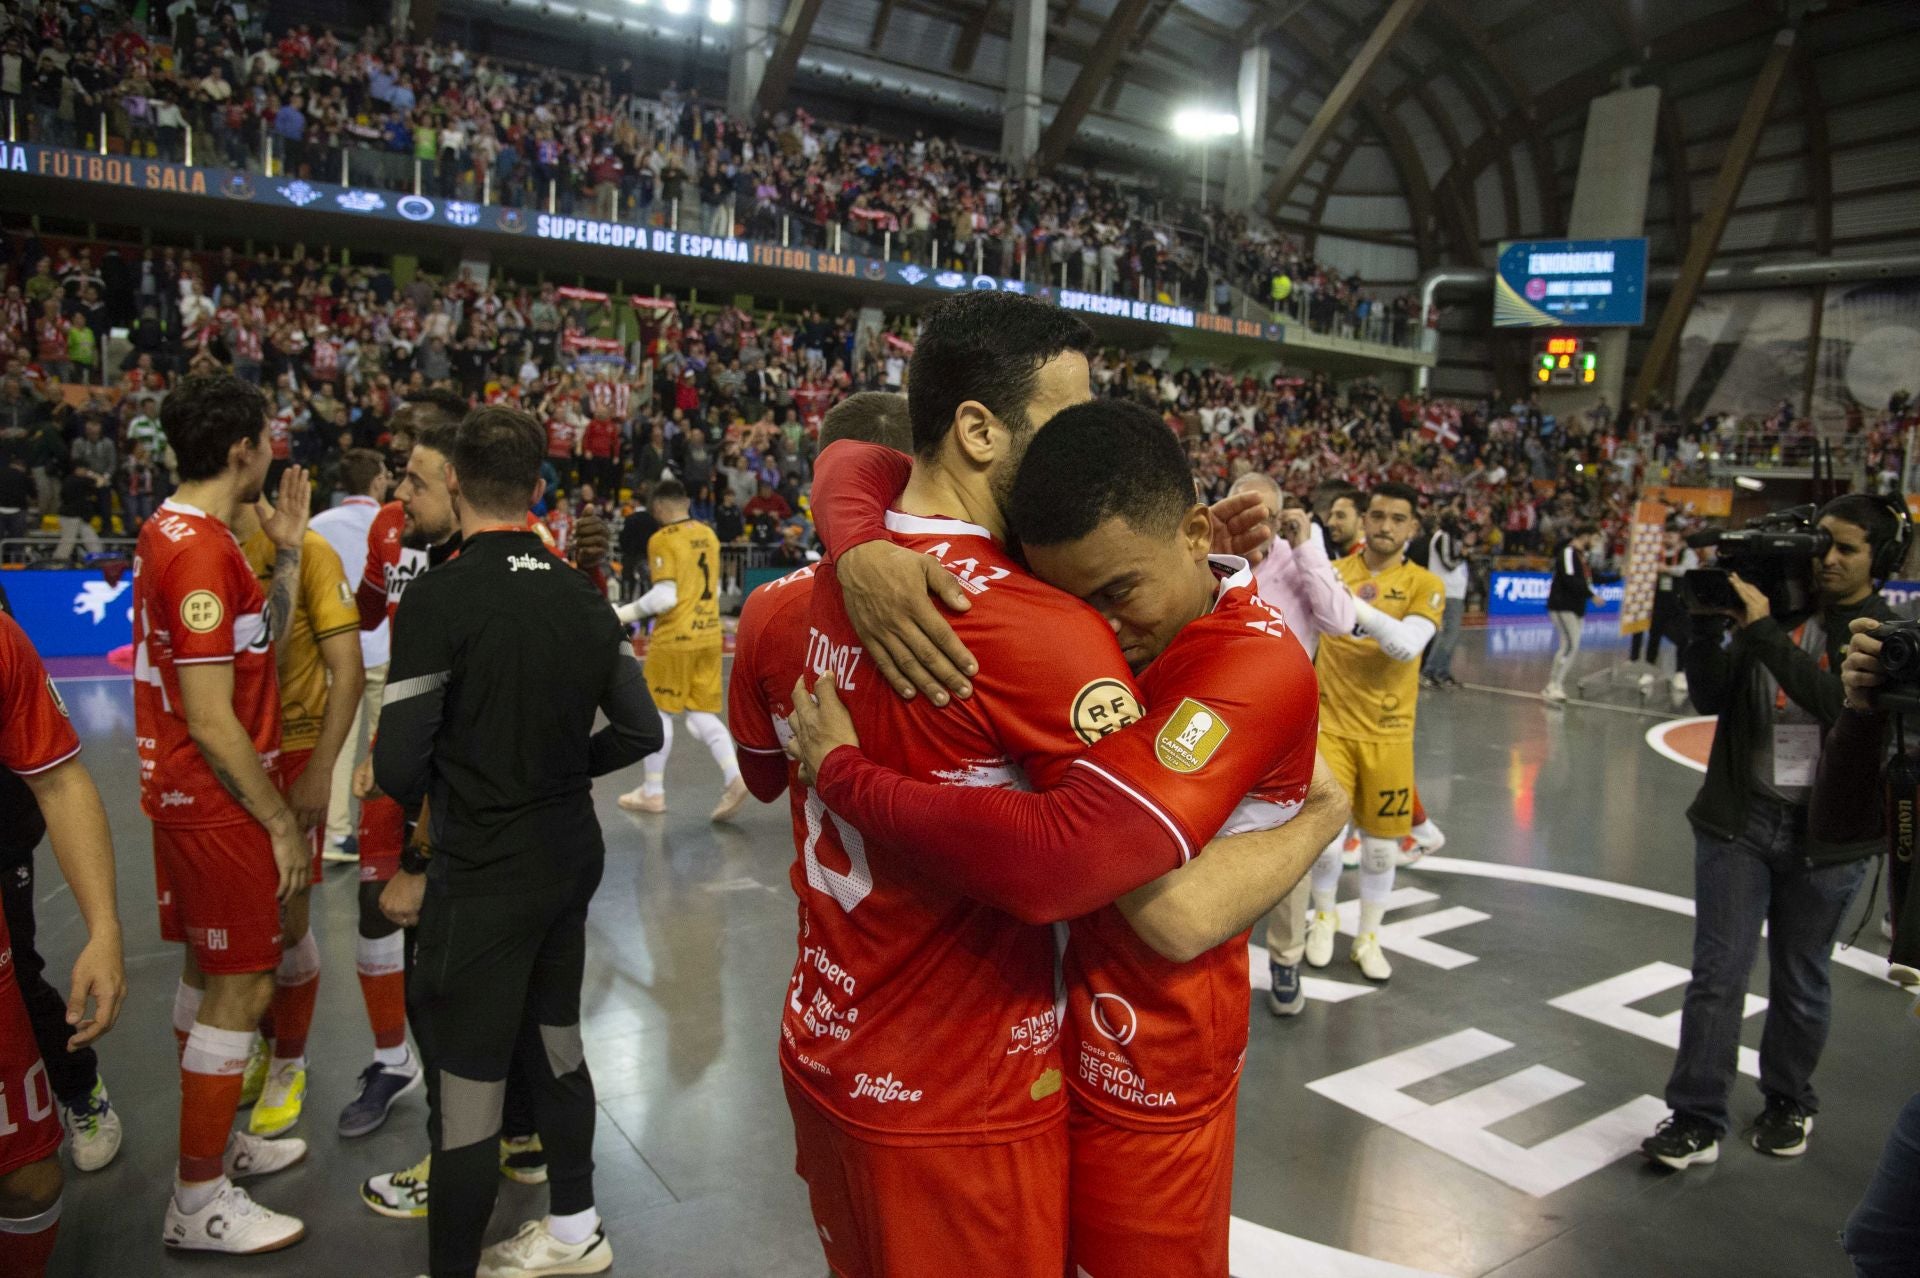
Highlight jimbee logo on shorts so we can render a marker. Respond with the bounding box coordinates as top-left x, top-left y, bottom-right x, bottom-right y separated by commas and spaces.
848, 1073, 923, 1104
